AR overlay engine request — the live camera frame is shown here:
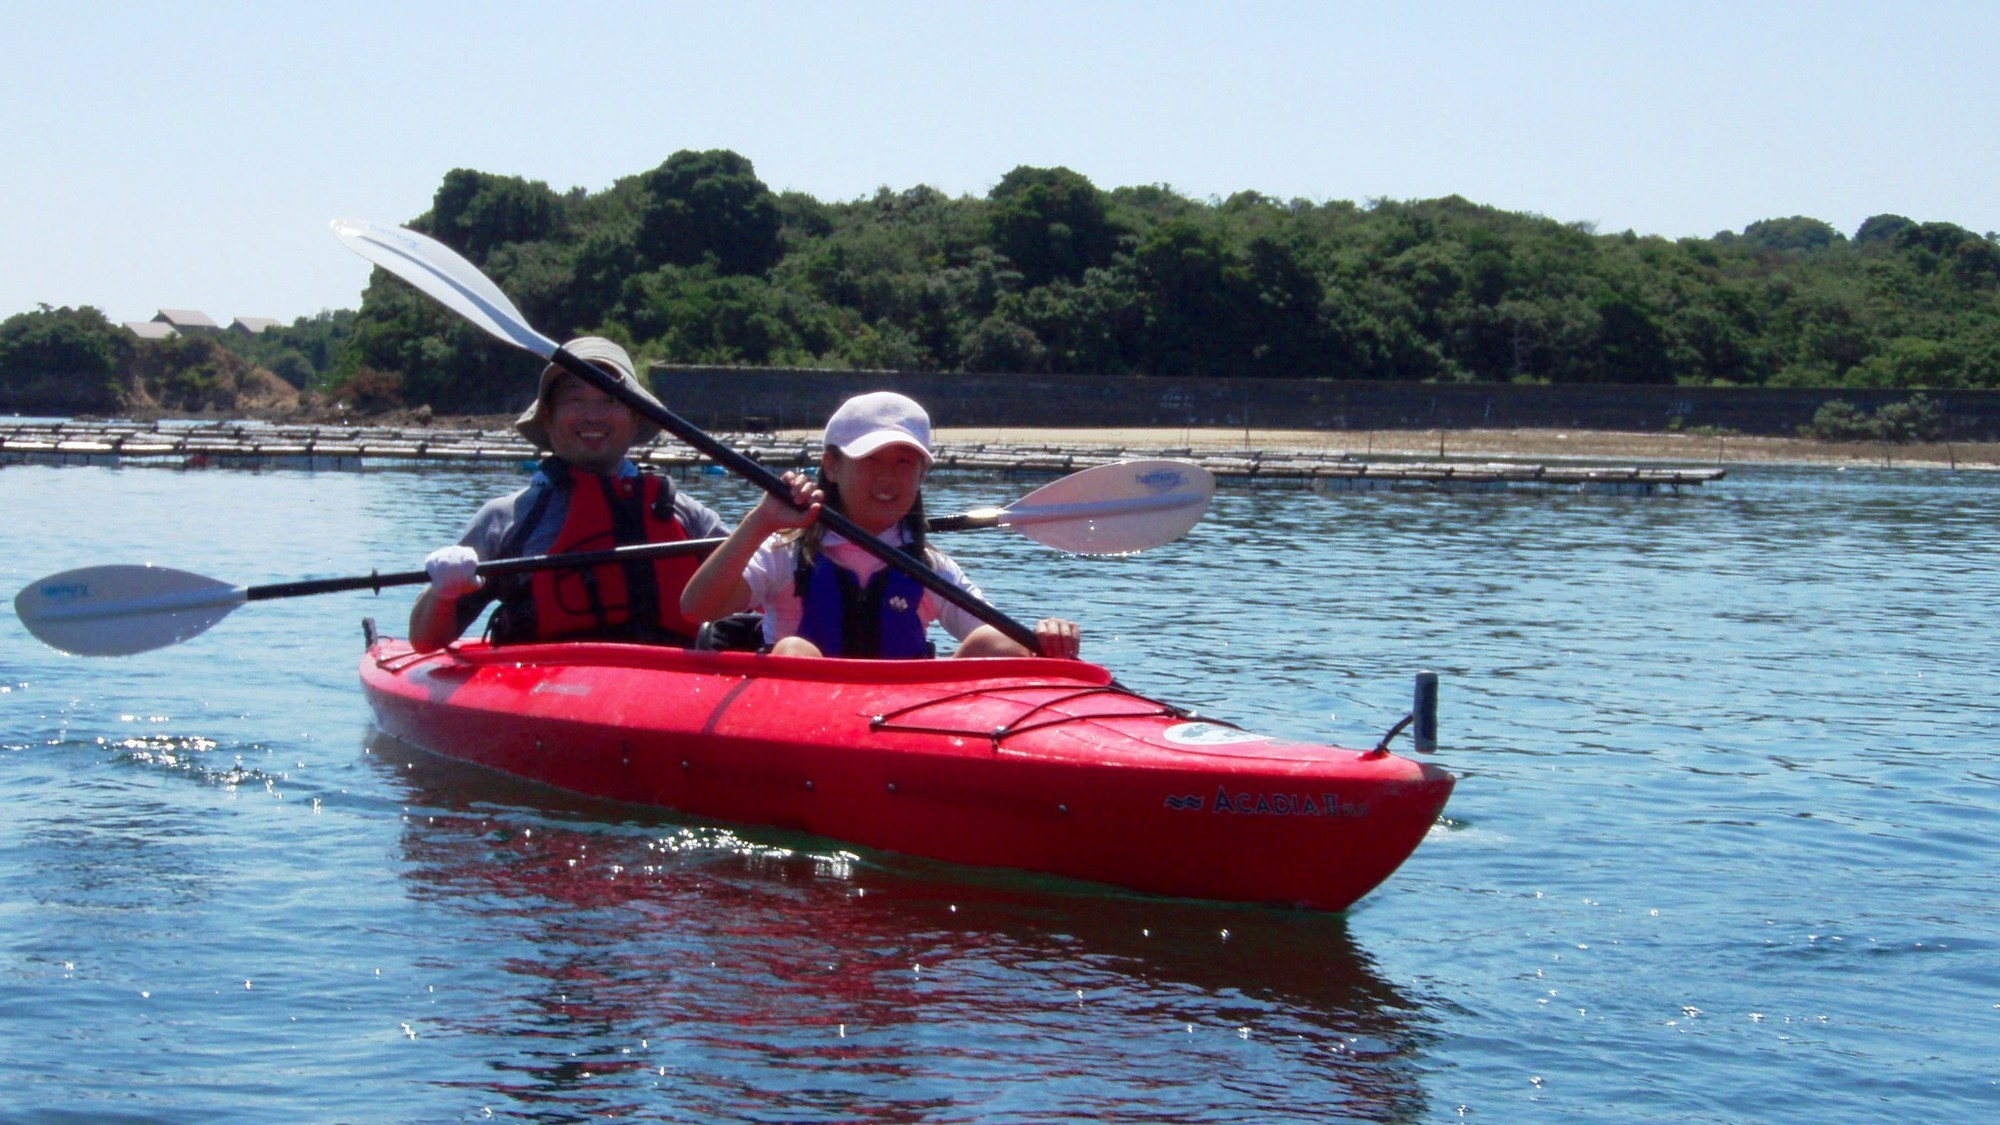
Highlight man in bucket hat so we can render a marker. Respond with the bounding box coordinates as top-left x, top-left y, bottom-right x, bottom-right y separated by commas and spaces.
408, 337, 730, 651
